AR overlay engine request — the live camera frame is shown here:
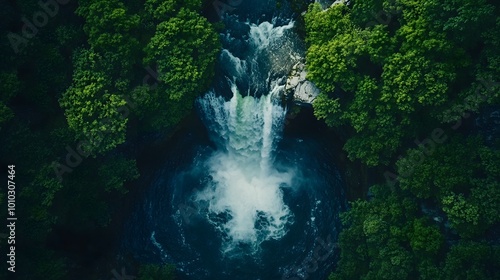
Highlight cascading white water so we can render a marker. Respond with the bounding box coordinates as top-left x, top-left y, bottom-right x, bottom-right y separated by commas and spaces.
196, 89, 294, 252
123, 6, 346, 278
193, 19, 300, 254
